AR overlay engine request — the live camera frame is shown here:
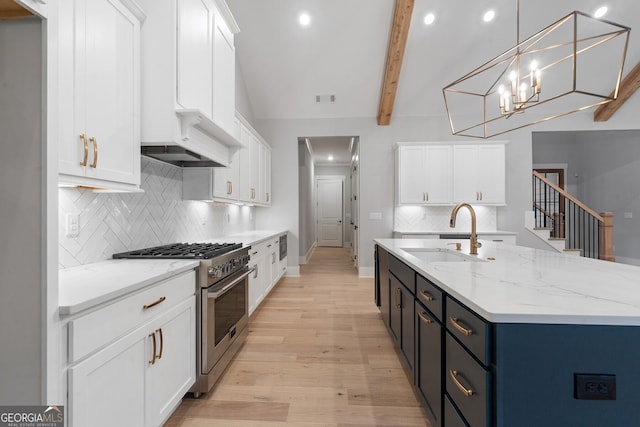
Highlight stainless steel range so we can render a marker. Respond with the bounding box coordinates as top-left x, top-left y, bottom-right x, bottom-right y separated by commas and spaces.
113, 242, 252, 397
